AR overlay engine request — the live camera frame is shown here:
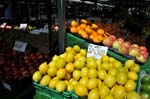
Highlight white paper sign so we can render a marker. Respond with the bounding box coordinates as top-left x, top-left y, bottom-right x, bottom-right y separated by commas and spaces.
2, 81, 11, 91
0, 22, 7, 28
19, 23, 27, 29
87, 44, 108, 59
13, 41, 27, 52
